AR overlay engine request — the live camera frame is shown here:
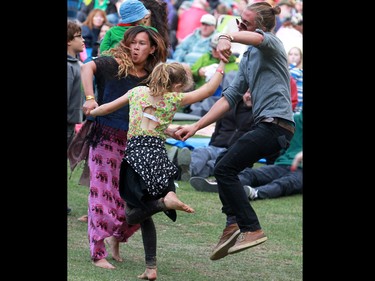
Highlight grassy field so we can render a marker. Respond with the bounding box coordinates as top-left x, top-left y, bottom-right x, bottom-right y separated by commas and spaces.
68, 163, 302, 281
